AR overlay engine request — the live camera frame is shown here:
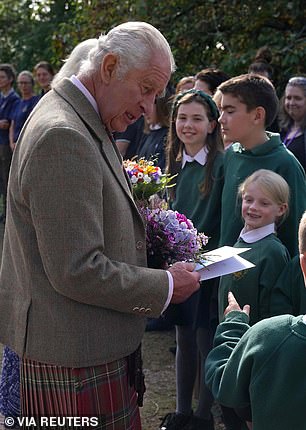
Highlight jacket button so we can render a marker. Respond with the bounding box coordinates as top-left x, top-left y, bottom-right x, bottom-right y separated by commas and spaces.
145, 308, 152, 313
136, 241, 144, 250
133, 306, 140, 312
